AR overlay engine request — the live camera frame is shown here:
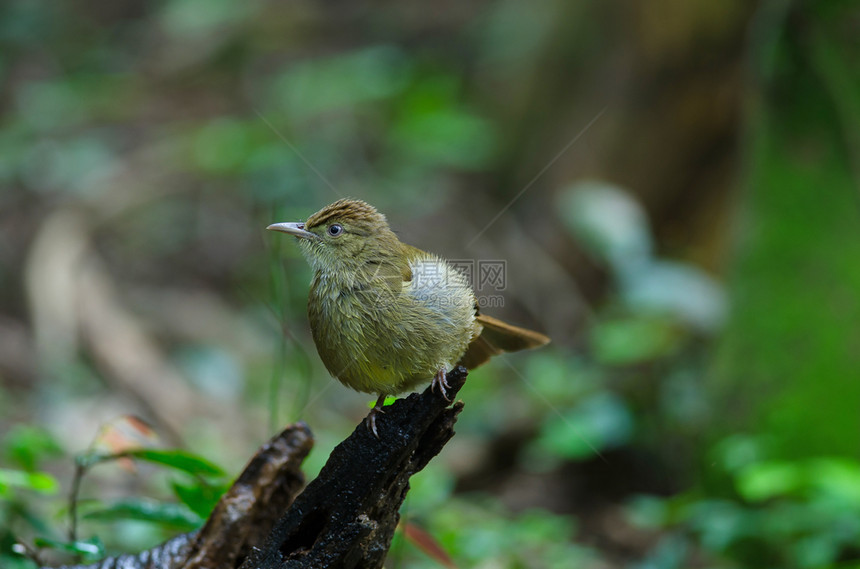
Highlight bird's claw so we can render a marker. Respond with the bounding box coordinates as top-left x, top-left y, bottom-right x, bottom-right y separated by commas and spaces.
431, 369, 452, 401
366, 396, 387, 439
